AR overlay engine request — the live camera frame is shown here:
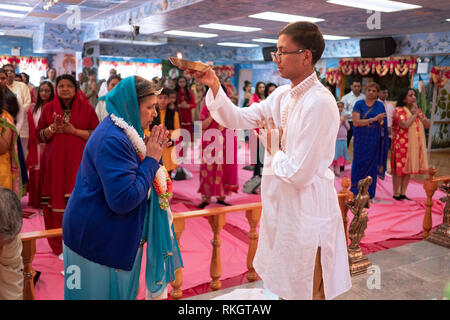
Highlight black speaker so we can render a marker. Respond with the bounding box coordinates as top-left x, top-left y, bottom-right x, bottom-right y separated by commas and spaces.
262, 46, 276, 62
360, 37, 396, 58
